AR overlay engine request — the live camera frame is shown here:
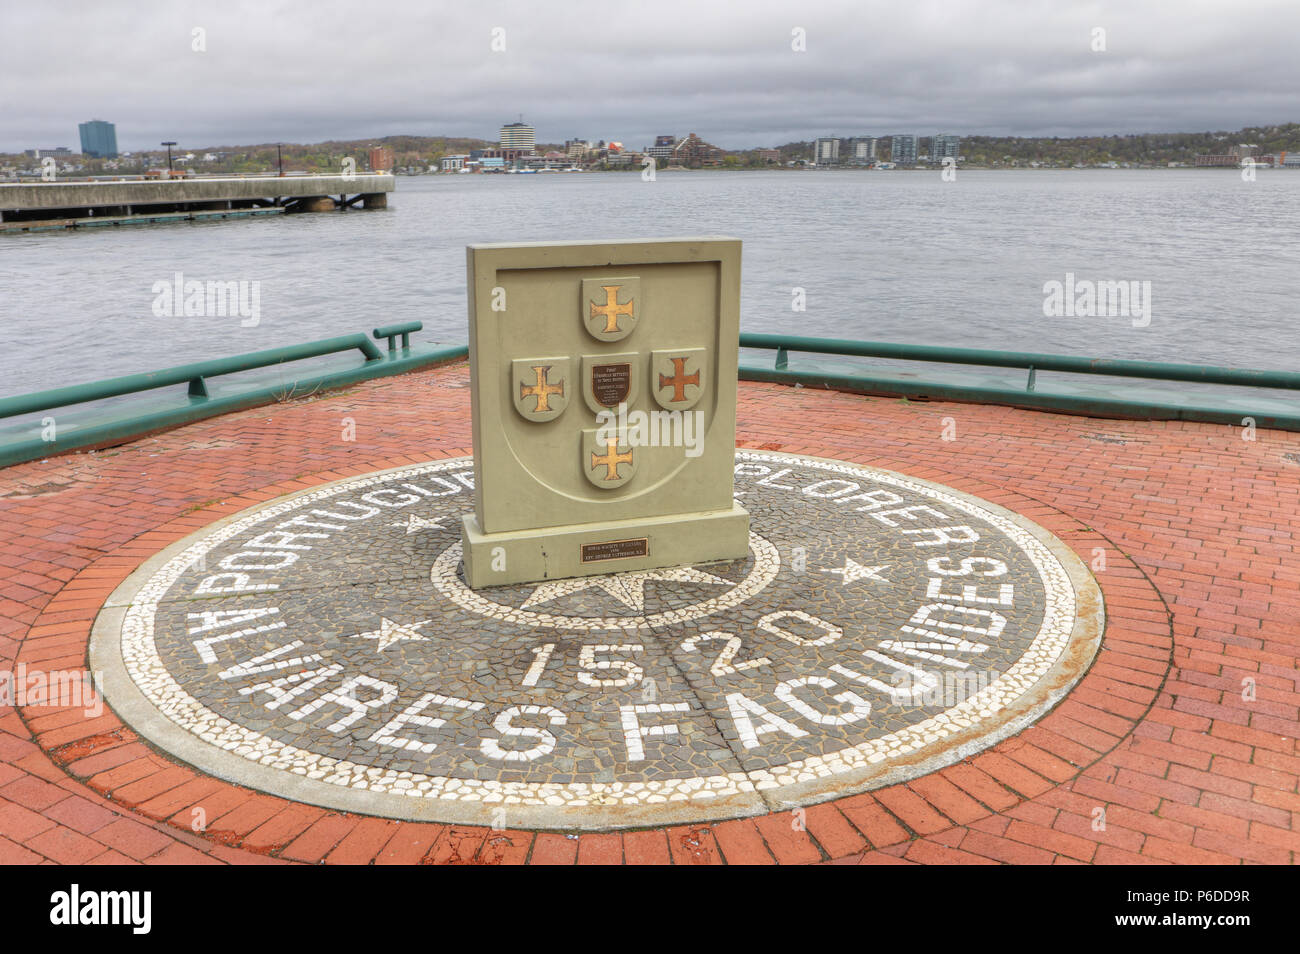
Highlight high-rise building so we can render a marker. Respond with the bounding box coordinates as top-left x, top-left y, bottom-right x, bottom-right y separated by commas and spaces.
499, 121, 536, 153
932, 134, 961, 160
815, 137, 840, 165
889, 135, 917, 165
846, 137, 877, 163
78, 120, 118, 158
